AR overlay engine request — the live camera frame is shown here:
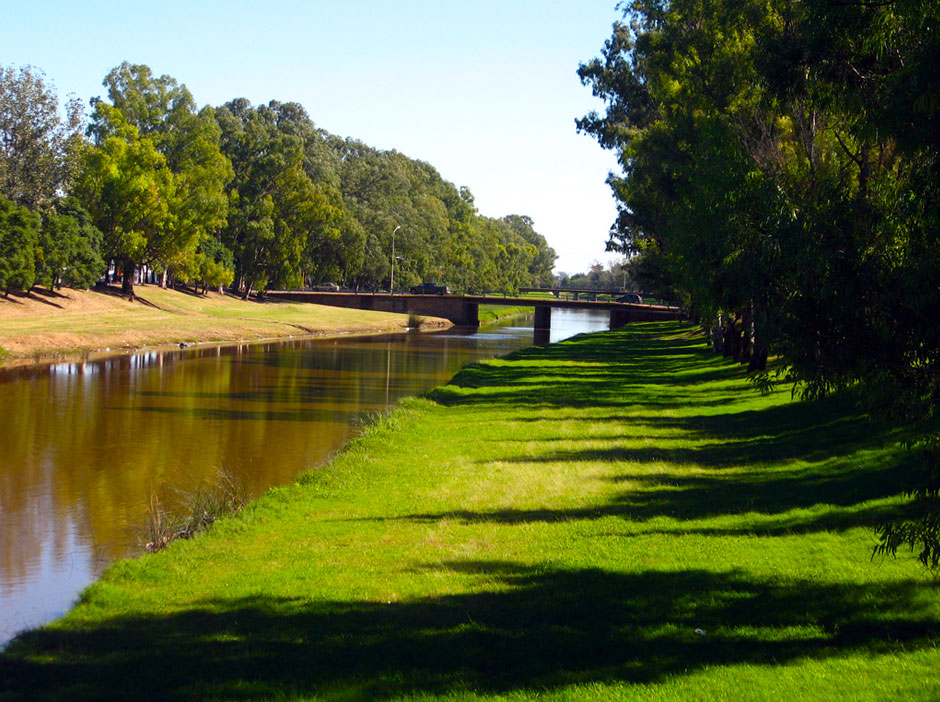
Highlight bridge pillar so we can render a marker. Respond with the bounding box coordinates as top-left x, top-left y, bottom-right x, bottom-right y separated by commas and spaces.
534, 305, 552, 330
610, 309, 630, 329
460, 302, 479, 328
